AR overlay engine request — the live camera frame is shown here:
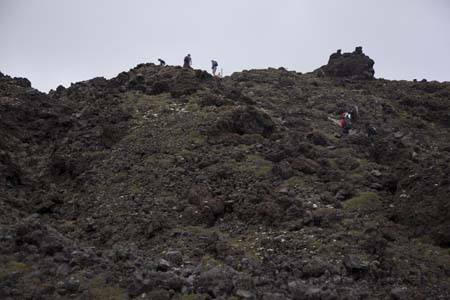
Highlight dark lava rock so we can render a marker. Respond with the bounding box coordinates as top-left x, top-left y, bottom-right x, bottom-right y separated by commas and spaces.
0, 151, 22, 186
236, 288, 254, 299
194, 265, 238, 297
315, 46, 375, 79
143, 289, 171, 300
210, 105, 275, 138
128, 271, 185, 297
164, 250, 183, 266
56, 277, 80, 295
157, 258, 172, 272
150, 80, 171, 95
307, 131, 330, 146
302, 257, 329, 278
288, 281, 337, 300
343, 254, 369, 277
1, 56, 450, 300
390, 286, 410, 300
